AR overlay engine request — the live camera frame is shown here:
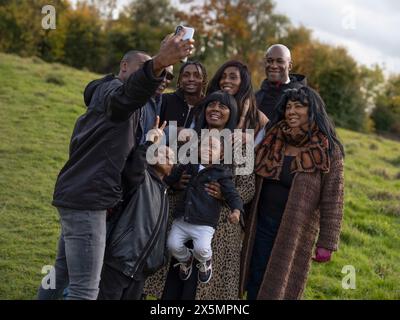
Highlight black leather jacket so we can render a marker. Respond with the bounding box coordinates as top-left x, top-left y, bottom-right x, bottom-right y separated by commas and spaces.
104, 142, 169, 279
